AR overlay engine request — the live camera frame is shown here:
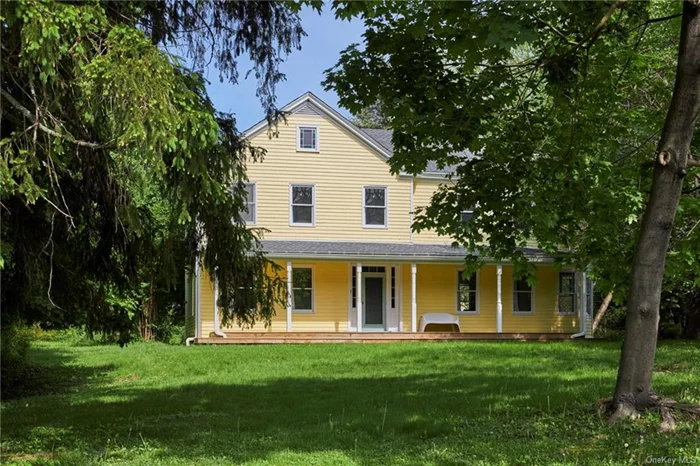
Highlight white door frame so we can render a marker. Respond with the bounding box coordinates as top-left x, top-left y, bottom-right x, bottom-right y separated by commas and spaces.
348, 264, 401, 332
